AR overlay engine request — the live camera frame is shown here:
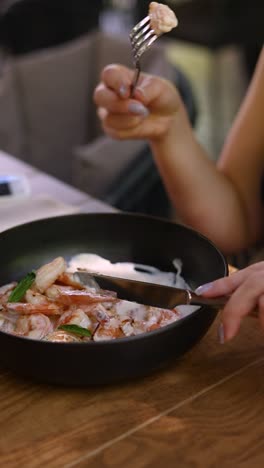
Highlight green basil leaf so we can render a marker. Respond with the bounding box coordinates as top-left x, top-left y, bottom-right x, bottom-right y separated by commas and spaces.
58, 324, 92, 337
8, 271, 36, 303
